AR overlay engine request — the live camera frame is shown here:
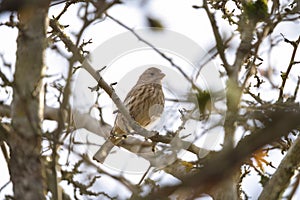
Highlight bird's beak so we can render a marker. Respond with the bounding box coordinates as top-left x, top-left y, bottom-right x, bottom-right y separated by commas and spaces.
159, 71, 166, 79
